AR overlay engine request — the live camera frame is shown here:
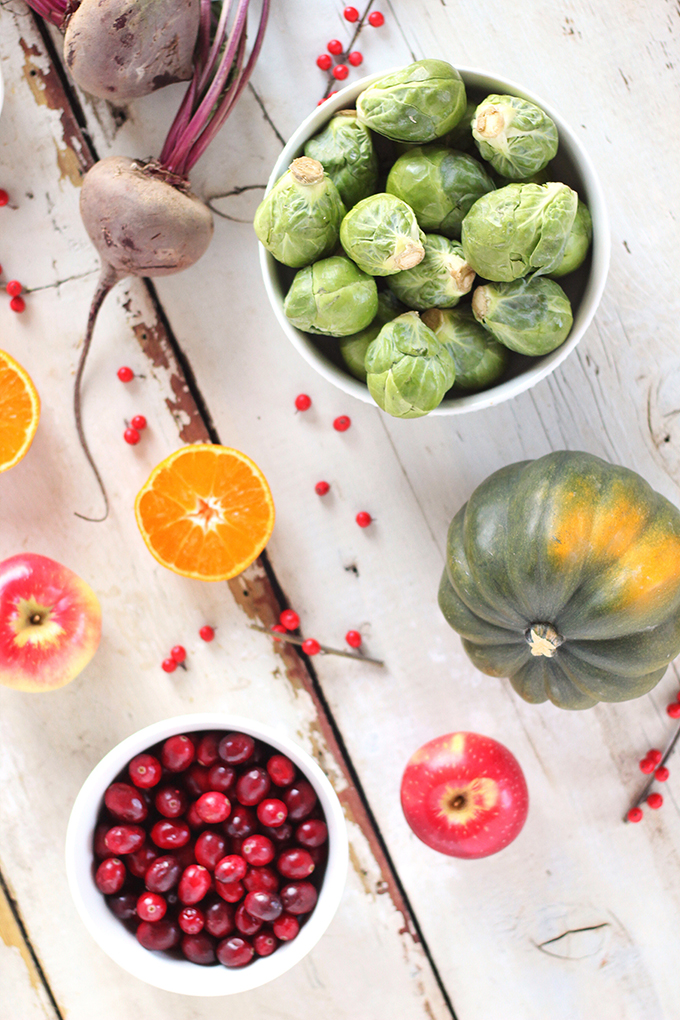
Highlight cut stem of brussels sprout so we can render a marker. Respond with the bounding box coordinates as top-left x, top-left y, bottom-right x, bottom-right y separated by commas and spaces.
475, 107, 505, 139
472, 95, 559, 181
472, 276, 573, 356
387, 234, 475, 311
340, 193, 427, 276
289, 156, 325, 185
